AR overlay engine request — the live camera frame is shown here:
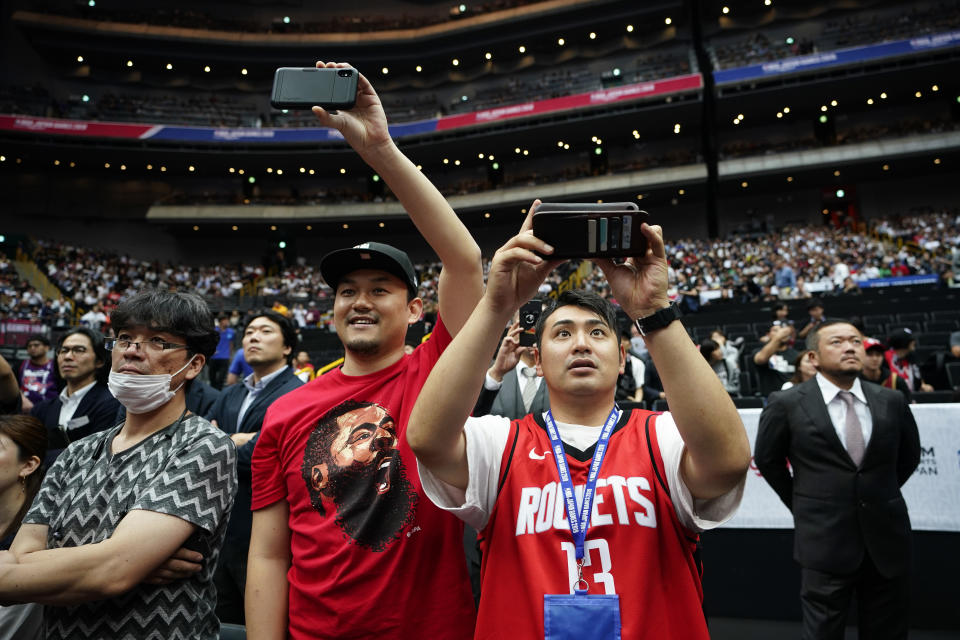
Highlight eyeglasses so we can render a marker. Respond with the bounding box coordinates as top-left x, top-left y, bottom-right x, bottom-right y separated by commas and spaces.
57, 346, 88, 356
104, 338, 188, 353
